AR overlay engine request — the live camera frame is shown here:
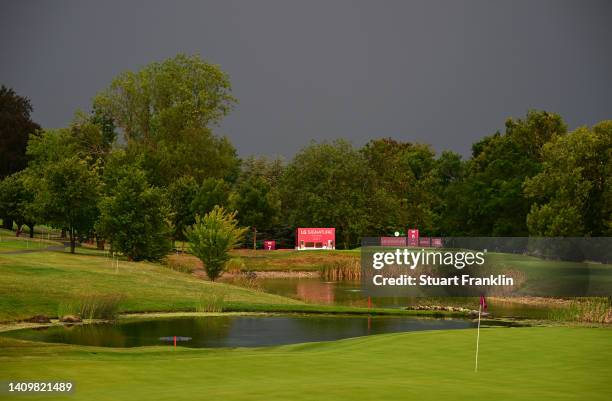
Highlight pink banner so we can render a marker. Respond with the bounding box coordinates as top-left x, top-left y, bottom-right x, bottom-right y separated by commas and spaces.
380, 237, 407, 246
